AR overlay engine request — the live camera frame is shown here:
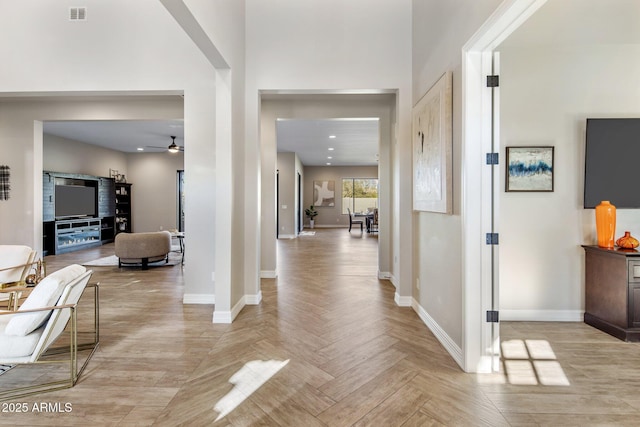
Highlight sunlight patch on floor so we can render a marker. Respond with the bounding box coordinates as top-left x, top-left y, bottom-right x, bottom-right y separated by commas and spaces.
213, 359, 290, 421
501, 339, 570, 386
